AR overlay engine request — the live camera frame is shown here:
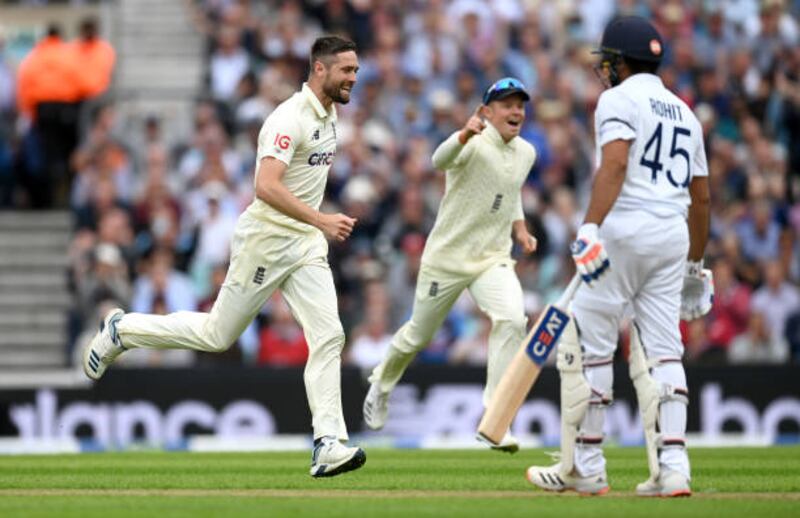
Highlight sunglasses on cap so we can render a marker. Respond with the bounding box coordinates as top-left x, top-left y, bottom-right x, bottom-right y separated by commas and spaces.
482, 77, 530, 105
